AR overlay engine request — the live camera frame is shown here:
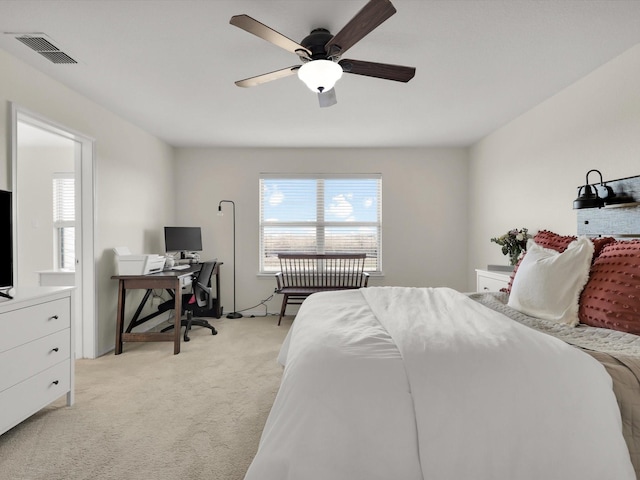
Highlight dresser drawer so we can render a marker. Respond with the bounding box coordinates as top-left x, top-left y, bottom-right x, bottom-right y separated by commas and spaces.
0, 360, 70, 434
0, 329, 70, 393
0, 298, 70, 353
